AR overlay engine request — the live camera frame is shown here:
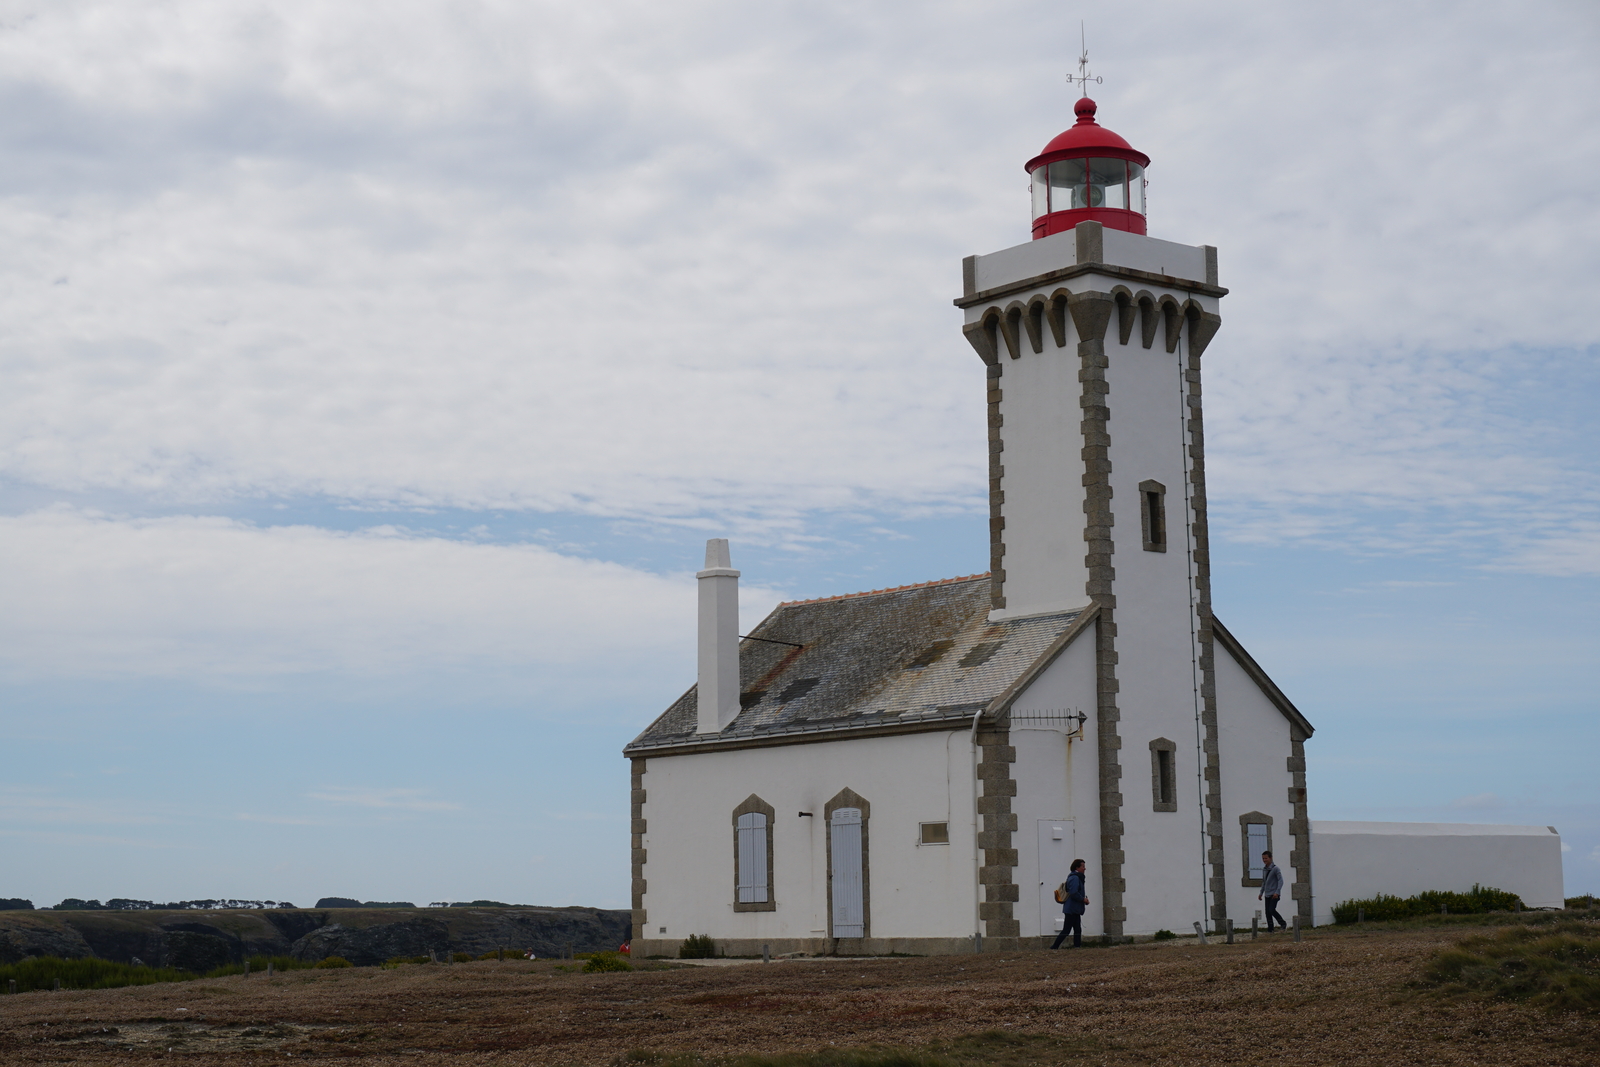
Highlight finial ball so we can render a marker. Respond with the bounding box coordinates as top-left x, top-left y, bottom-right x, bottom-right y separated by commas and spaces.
1074, 97, 1097, 120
